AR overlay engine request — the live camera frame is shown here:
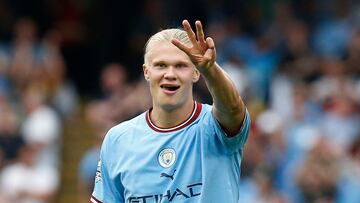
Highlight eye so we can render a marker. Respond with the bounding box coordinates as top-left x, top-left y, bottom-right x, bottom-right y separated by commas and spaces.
155, 62, 166, 69
175, 63, 186, 69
